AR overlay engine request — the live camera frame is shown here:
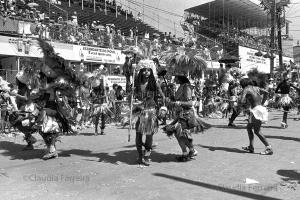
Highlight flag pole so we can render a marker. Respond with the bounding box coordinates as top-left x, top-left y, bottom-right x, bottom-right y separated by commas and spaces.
128, 65, 135, 142
94, 0, 95, 13
115, 0, 118, 18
